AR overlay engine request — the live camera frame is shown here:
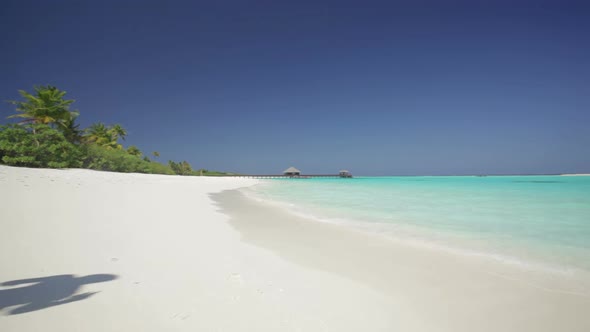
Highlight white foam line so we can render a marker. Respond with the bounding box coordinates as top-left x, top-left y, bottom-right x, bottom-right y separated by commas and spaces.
239, 185, 583, 277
